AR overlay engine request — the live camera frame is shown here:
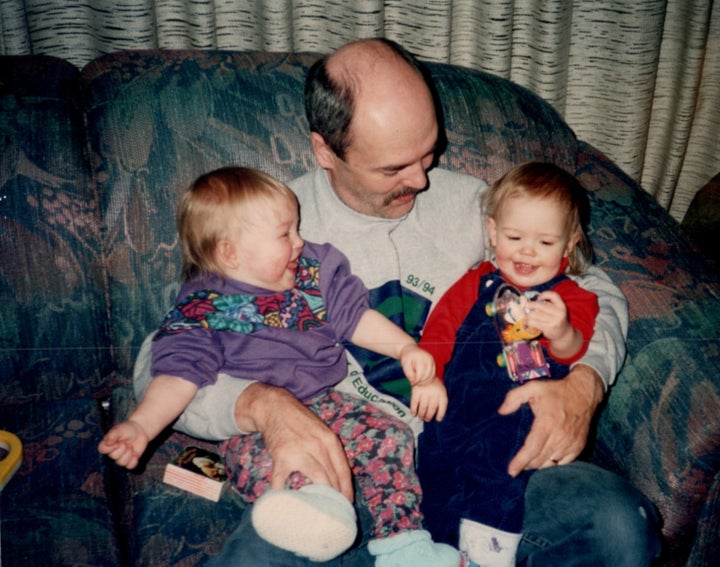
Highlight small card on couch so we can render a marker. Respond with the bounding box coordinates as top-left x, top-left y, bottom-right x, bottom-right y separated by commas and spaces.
163, 446, 228, 502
